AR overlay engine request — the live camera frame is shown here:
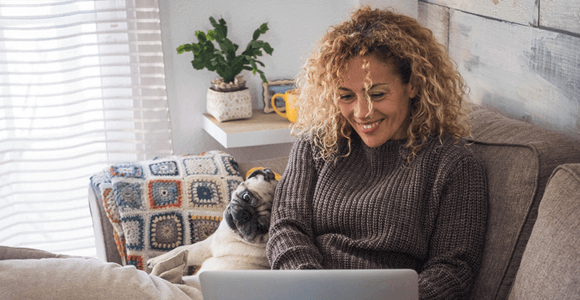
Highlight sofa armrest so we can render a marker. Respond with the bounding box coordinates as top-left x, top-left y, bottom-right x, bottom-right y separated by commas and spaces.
88, 183, 122, 264
508, 164, 580, 299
